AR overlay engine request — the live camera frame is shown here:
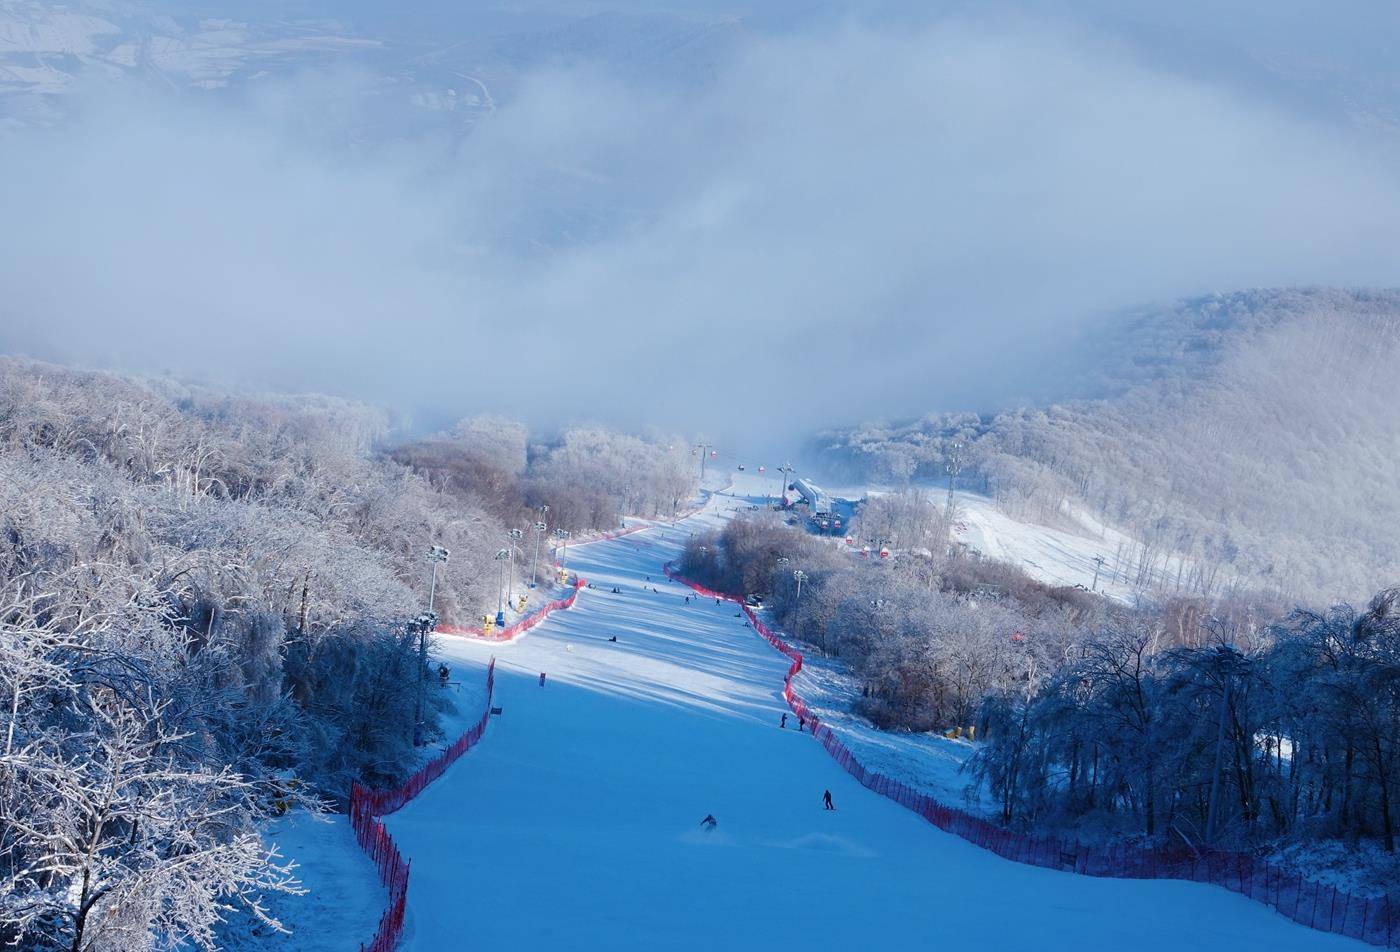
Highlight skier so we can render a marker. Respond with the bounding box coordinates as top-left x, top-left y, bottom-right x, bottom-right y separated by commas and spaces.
780, 712, 788, 729
823, 790, 835, 811
608, 635, 618, 643
700, 814, 718, 831
798, 716, 805, 733
539, 672, 547, 687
